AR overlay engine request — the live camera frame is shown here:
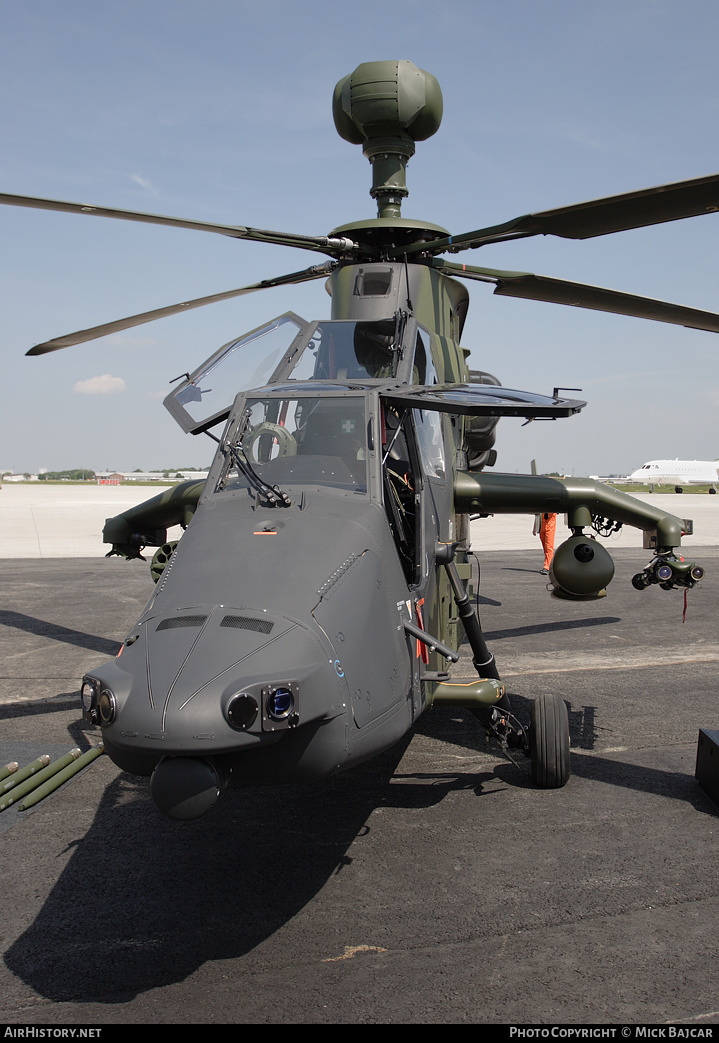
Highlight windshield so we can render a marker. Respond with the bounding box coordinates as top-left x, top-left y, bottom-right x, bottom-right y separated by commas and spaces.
218, 394, 369, 494
287, 319, 399, 382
